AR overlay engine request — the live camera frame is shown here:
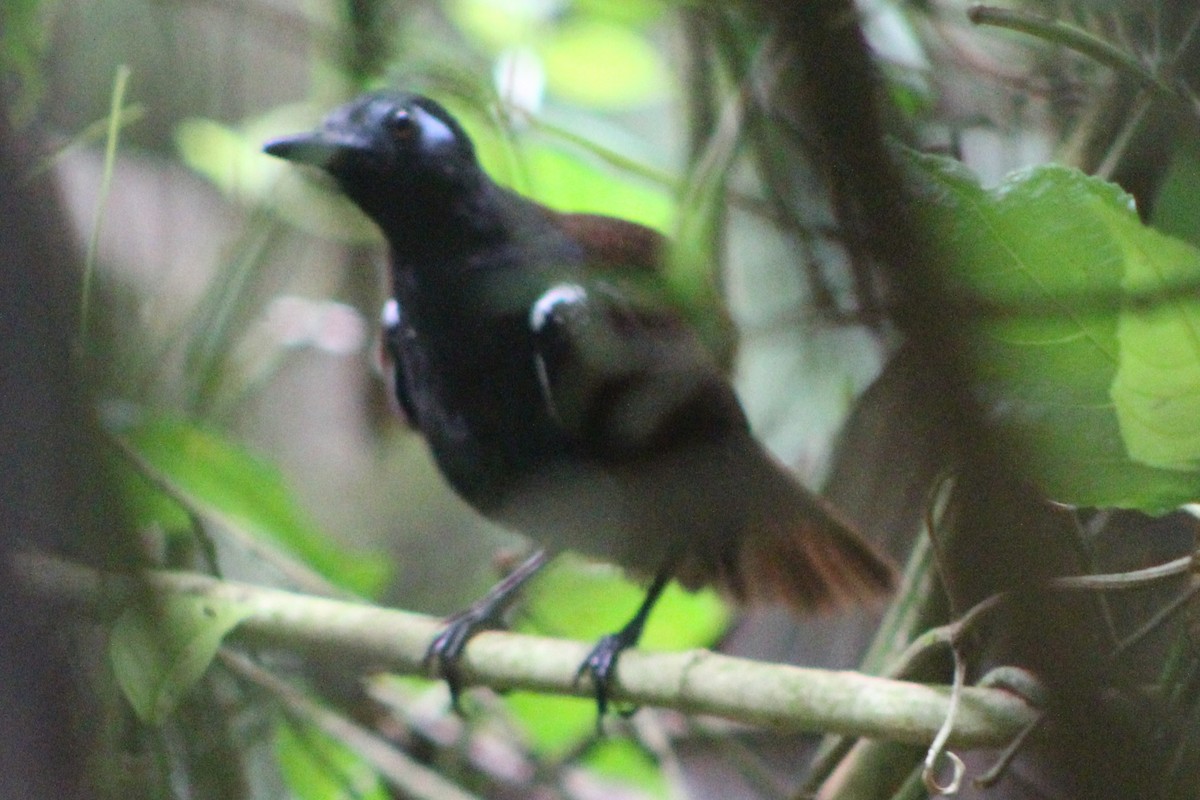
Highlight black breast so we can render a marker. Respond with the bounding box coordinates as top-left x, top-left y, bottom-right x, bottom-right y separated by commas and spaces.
391, 214, 587, 513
